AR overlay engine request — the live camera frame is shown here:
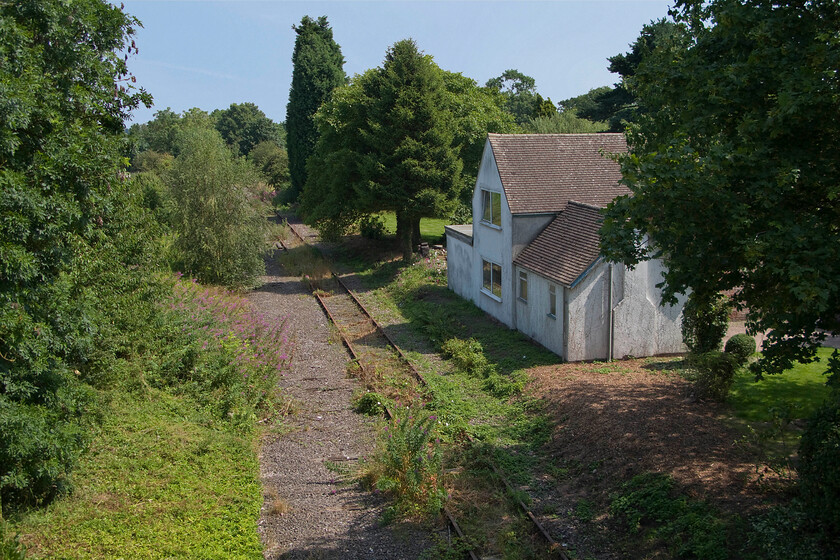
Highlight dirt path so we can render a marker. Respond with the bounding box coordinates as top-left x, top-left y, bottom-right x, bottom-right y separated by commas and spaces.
250, 249, 429, 559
